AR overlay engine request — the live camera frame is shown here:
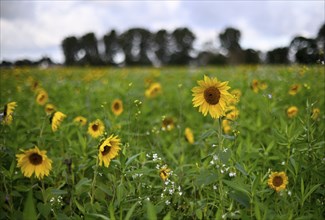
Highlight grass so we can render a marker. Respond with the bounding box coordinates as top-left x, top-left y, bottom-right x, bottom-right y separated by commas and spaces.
0, 65, 324, 219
